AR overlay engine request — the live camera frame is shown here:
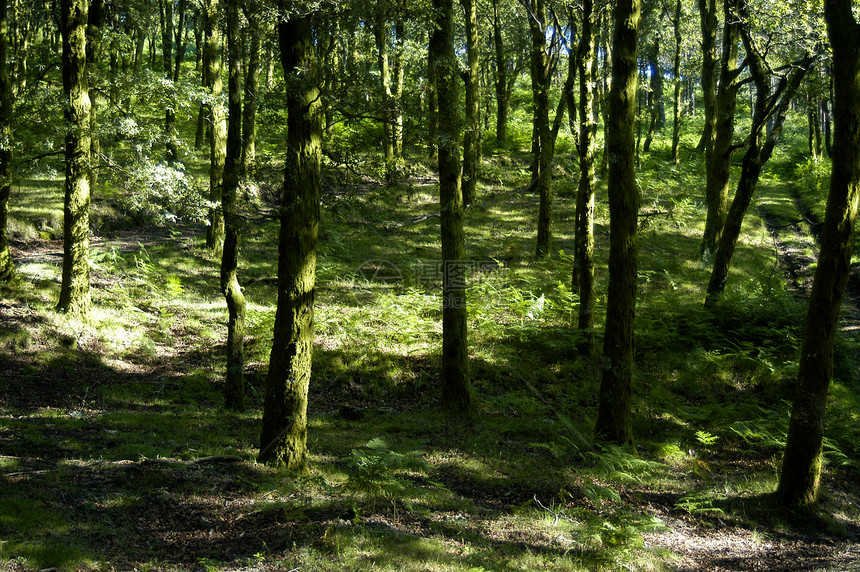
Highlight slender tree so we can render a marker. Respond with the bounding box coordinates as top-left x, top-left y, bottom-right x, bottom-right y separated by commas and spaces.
57, 0, 92, 318
241, 7, 260, 170
431, 0, 475, 417
0, 0, 13, 282
258, 13, 322, 469
203, 0, 226, 252
529, 0, 553, 258
696, 0, 717, 153
595, 0, 641, 445
221, 0, 245, 411
160, 0, 175, 162
705, 19, 814, 303
461, 0, 480, 206
574, 0, 596, 352
700, 0, 740, 259
670, 0, 682, 164
777, 0, 860, 507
